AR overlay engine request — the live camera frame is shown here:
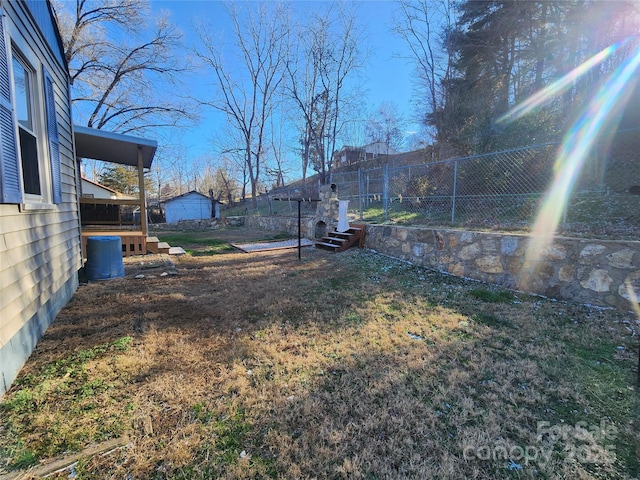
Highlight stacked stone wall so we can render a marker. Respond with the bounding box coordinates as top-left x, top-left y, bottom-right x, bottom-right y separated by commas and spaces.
366, 225, 639, 310
245, 215, 314, 238
150, 218, 229, 231
242, 216, 639, 310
